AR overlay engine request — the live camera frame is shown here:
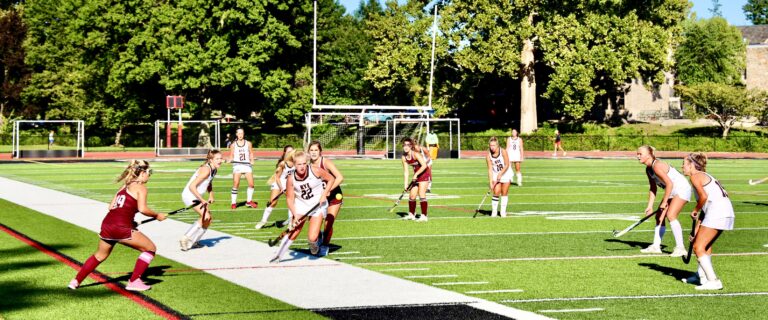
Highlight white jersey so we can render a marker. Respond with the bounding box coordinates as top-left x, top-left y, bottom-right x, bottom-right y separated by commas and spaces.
271, 163, 295, 191
232, 140, 251, 163
489, 150, 513, 182
292, 167, 326, 217
506, 137, 523, 162
182, 164, 217, 206
695, 173, 734, 230
647, 159, 691, 201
